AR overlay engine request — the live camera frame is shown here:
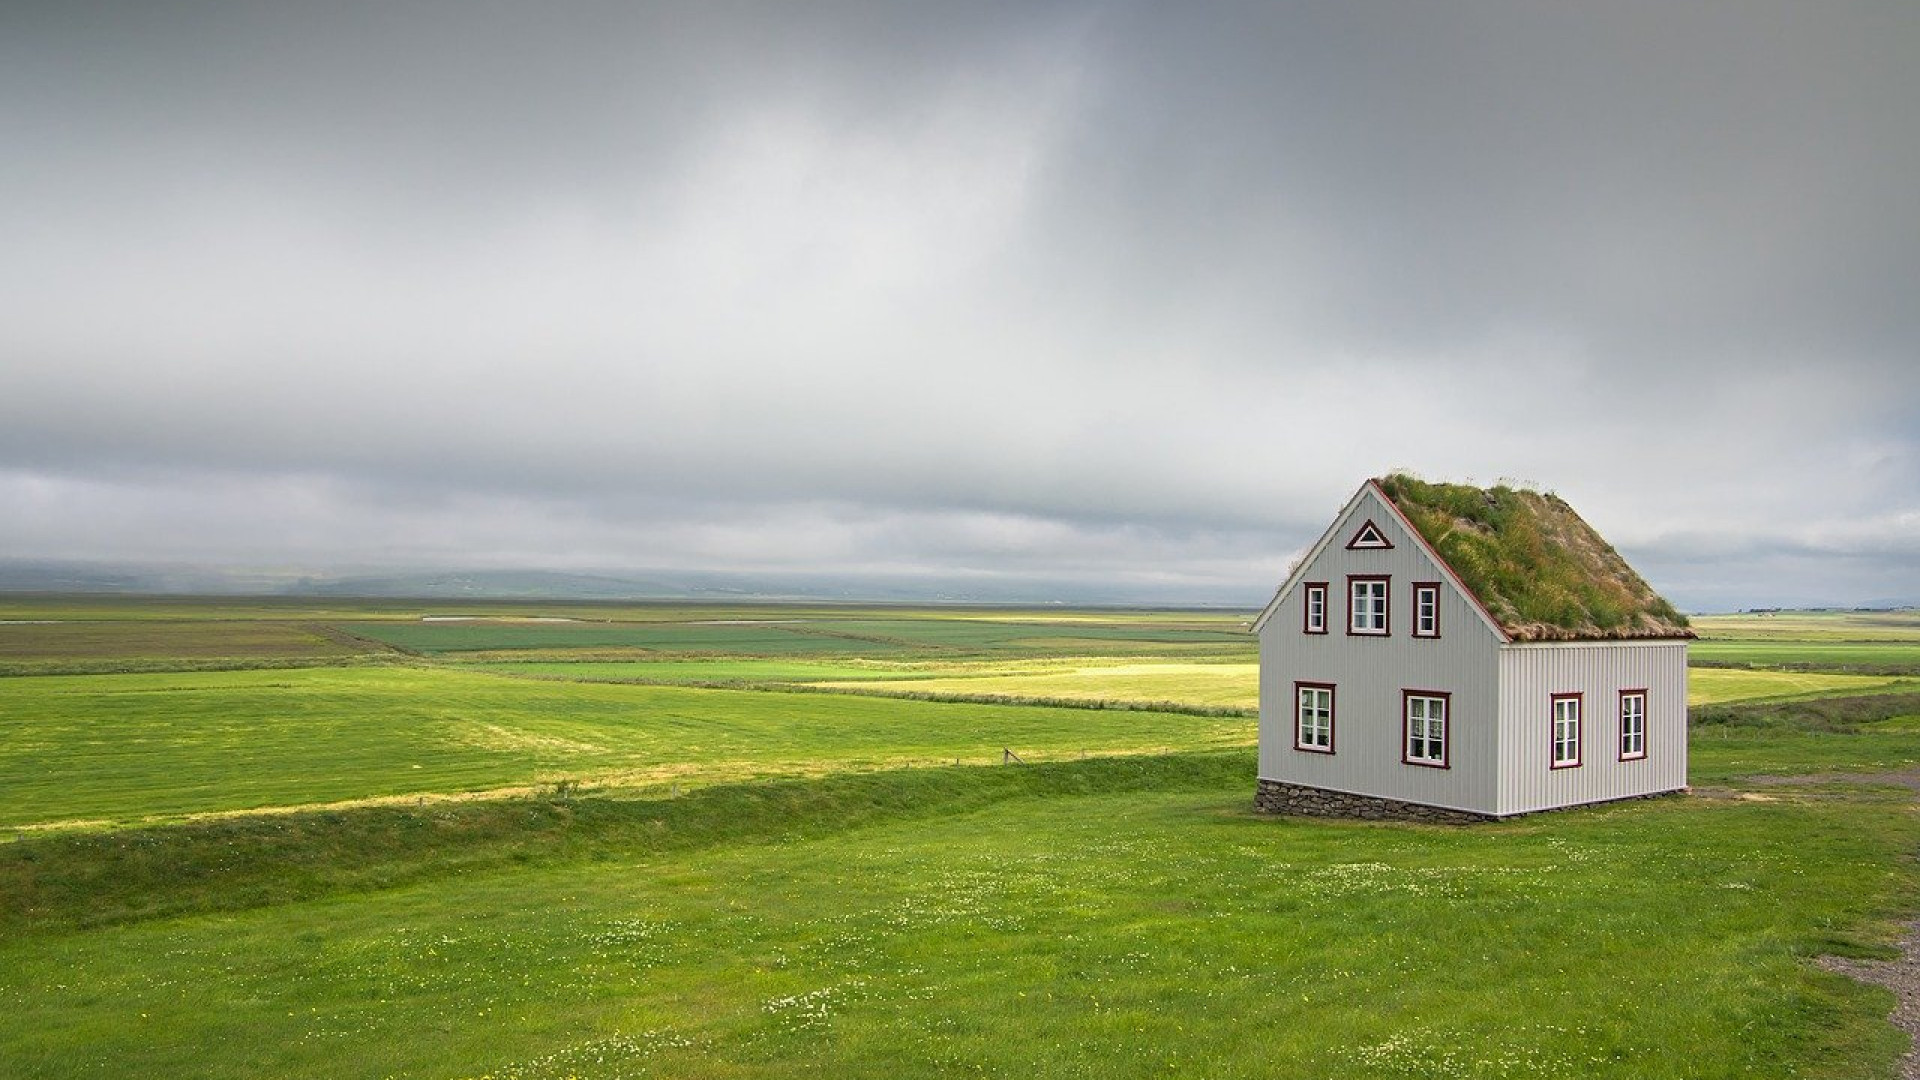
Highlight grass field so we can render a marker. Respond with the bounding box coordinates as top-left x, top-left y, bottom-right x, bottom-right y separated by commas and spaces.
1694, 610, 1920, 642
2, 599, 1919, 1078
488, 656, 1909, 711
3, 751, 1915, 1079
478, 659, 928, 684
0, 620, 385, 674
0, 666, 1253, 830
